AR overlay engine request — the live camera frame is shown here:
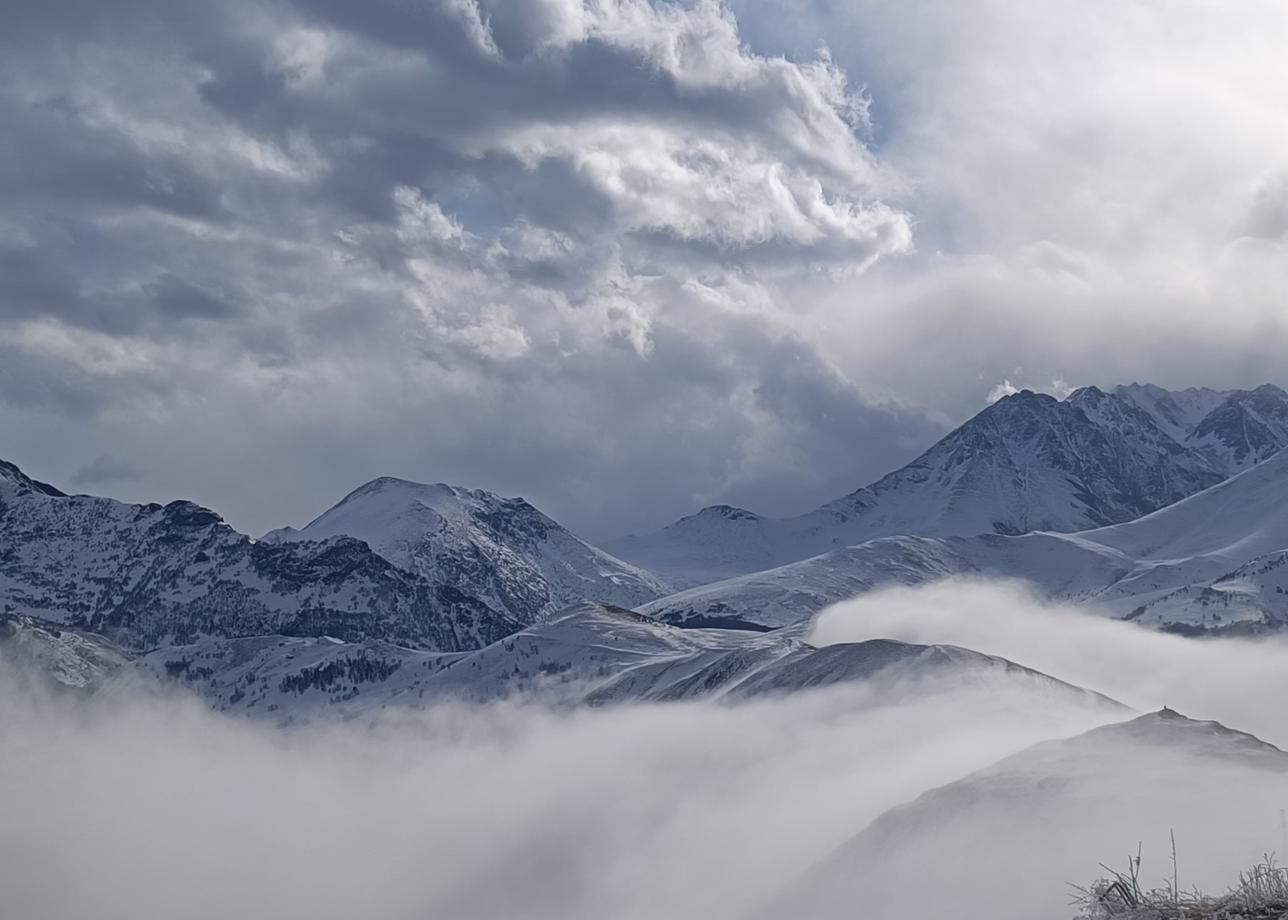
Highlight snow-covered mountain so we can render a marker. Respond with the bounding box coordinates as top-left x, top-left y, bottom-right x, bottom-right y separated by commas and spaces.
788, 709, 1288, 920
265, 477, 666, 625
639, 531, 1132, 630
0, 459, 518, 652
1120, 382, 1288, 472
5, 380, 1287, 673
642, 443, 1288, 632
607, 385, 1288, 587
0, 603, 1123, 722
